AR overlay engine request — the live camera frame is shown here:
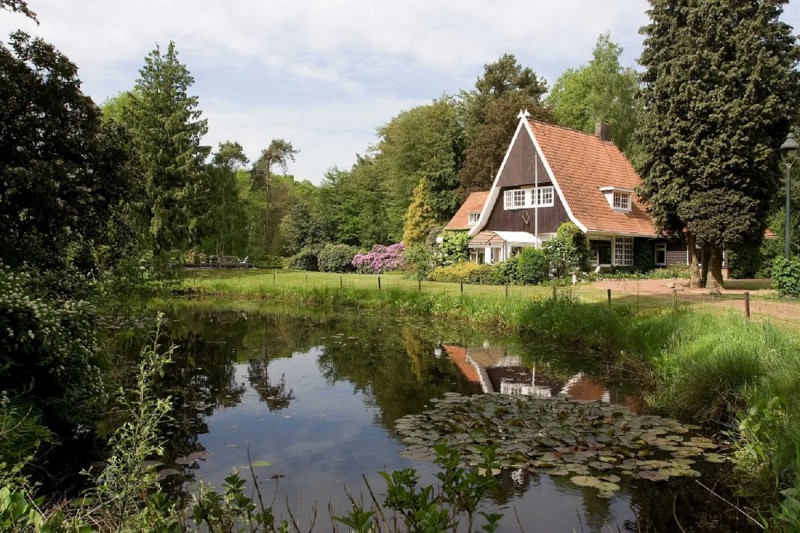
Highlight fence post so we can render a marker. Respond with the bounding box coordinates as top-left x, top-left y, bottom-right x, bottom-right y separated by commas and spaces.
744, 291, 751, 319
505, 283, 509, 298
378, 276, 381, 290
460, 282, 464, 296
553, 285, 557, 300
418, 279, 421, 292
305, 274, 308, 286
273, 271, 276, 284
607, 288, 611, 305
673, 288, 678, 310
340, 276, 343, 289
